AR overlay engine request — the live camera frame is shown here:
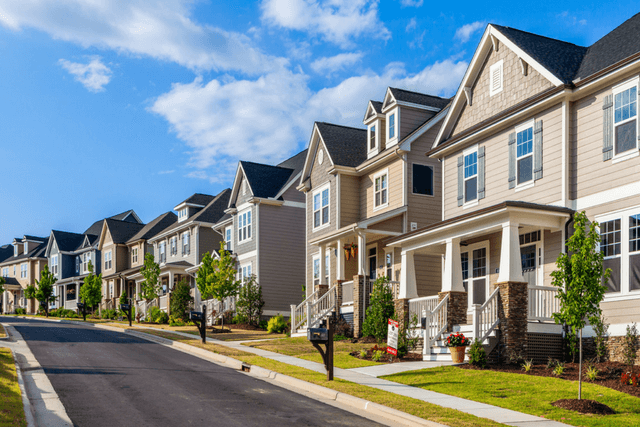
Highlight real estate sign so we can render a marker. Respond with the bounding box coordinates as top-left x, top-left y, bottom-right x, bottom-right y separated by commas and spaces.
387, 319, 399, 356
